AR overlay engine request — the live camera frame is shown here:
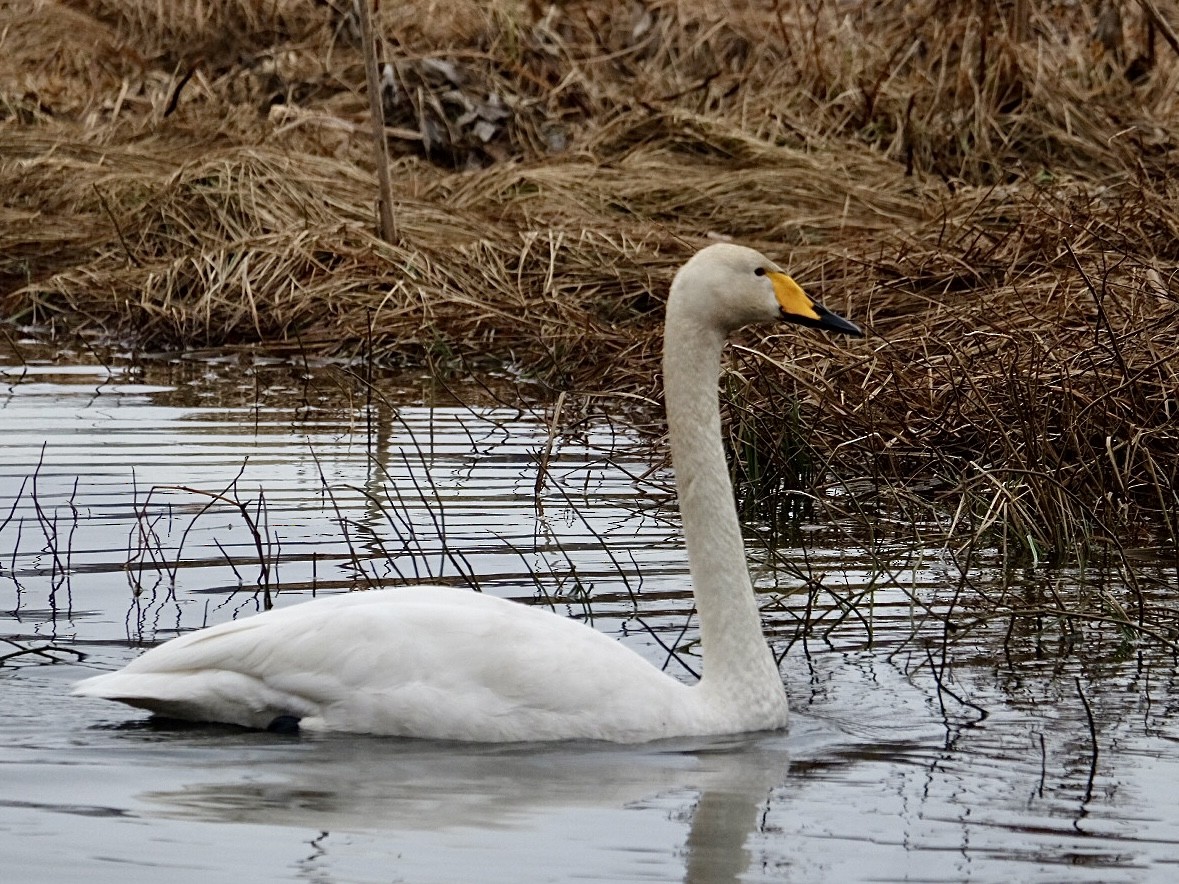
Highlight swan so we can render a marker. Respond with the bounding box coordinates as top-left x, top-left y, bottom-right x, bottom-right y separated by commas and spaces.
72, 243, 862, 742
